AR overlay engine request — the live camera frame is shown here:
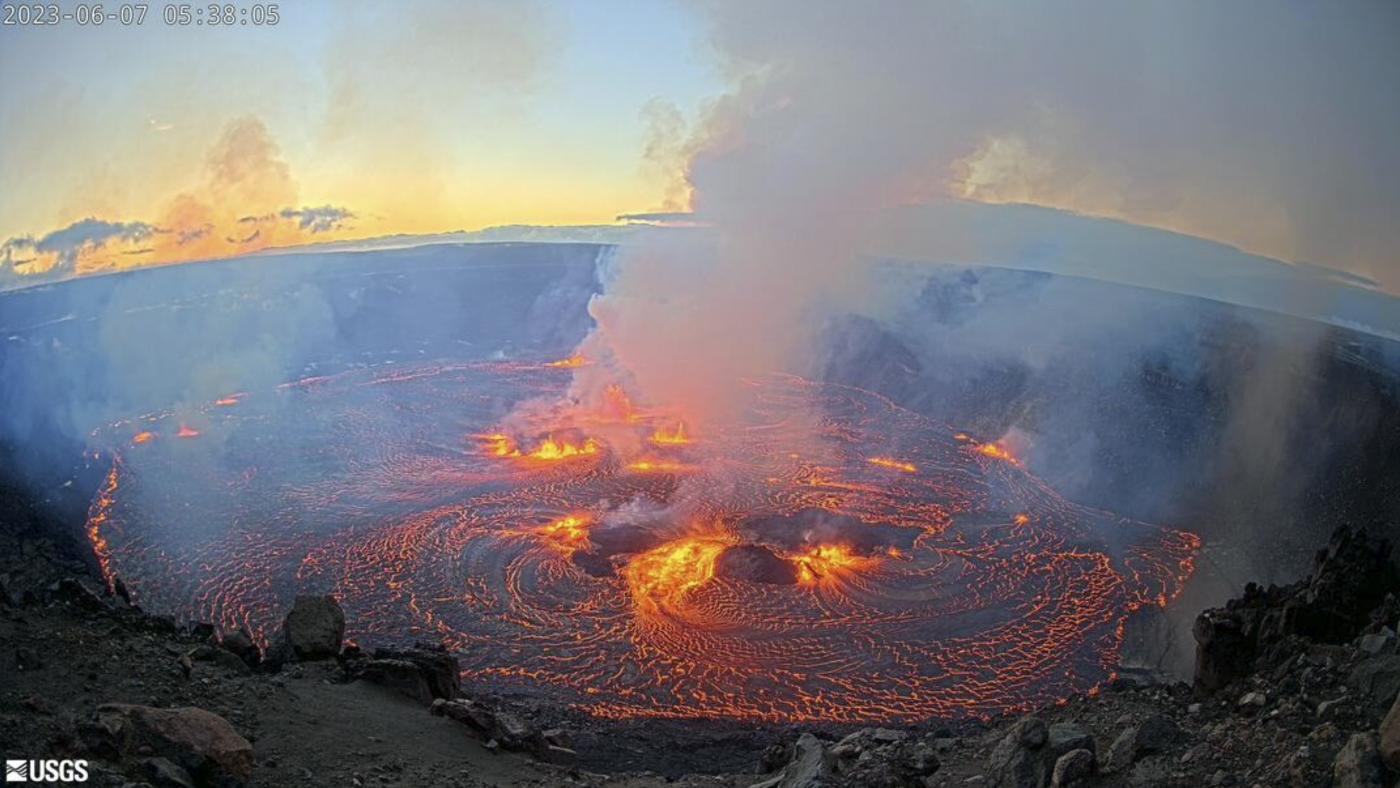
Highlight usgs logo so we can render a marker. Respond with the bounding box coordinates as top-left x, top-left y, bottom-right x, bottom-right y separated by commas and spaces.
5, 760, 88, 783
